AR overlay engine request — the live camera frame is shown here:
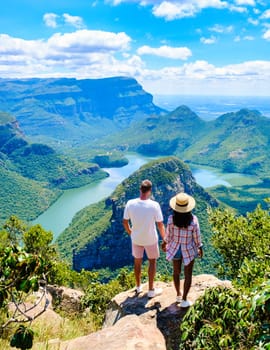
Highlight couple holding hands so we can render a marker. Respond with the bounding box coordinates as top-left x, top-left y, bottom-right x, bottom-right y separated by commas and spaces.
123, 179, 203, 308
